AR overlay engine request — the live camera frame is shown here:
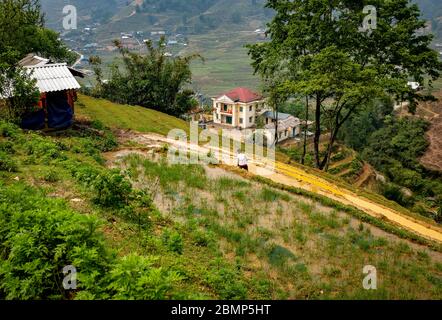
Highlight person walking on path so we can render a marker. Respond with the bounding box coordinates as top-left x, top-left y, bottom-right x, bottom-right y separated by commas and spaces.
237, 149, 249, 171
